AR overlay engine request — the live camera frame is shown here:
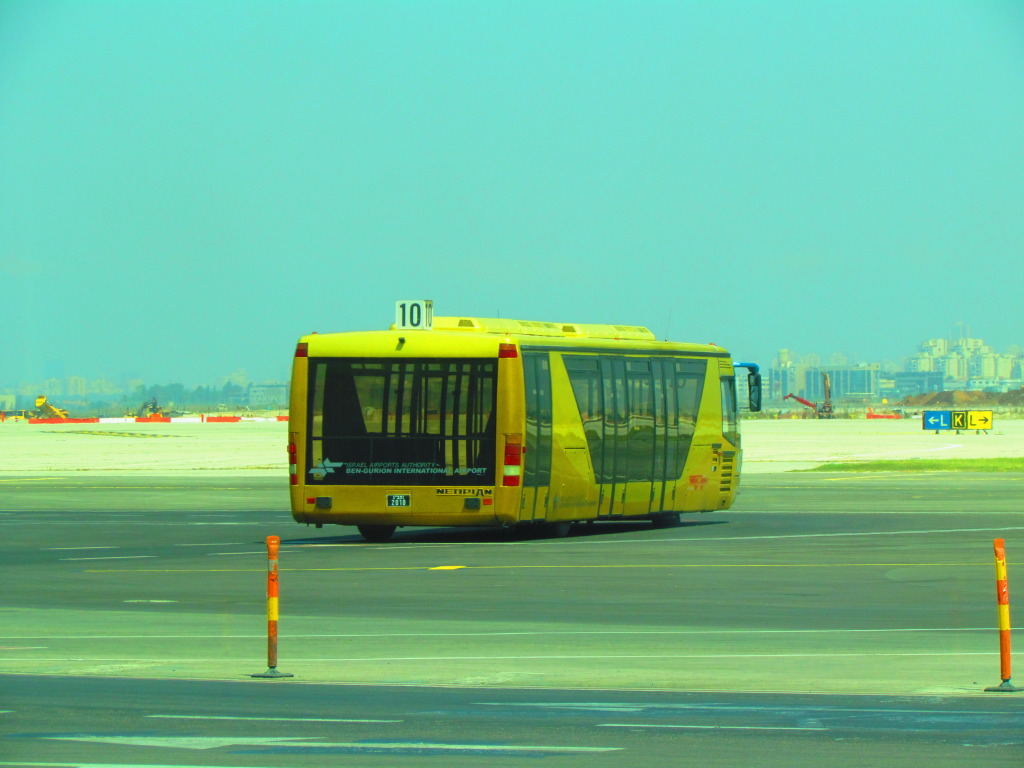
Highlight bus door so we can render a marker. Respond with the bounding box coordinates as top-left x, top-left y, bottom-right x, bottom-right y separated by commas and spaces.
597, 356, 627, 517
670, 359, 708, 511
522, 351, 552, 522
624, 359, 656, 517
